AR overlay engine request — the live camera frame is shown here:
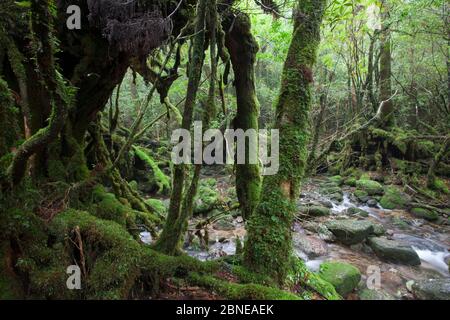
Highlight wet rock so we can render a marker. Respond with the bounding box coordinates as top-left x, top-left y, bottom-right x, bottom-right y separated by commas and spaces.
411, 279, 450, 300
298, 205, 330, 217
379, 185, 411, 209
355, 179, 384, 196
329, 175, 344, 186
303, 222, 335, 242
293, 233, 328, 258
320, 186, 342, 195
325, 219, 374, 245
391, 216, 410, 230
371, 223, 386, 236
213, 217, 235, 231
346, 207, 369, 217
367, 199, 378, 207
353, 189, 369, 203
329, 193, 344, 203
319, 261, 361, 296
410, 207, 439, 222
359, 288, 395, 300
344, 177, 357, 187
368, 236, 421, 266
